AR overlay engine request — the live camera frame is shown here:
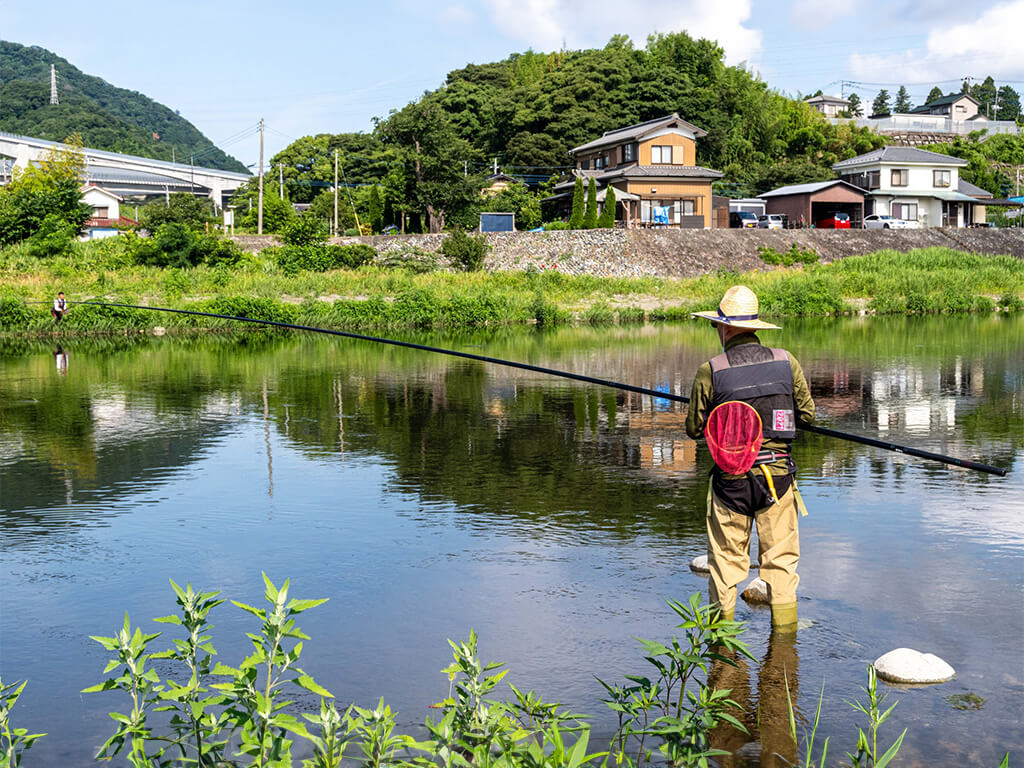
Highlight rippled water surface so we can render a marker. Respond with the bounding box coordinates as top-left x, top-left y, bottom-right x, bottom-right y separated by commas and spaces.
1, 316, 1022, 766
